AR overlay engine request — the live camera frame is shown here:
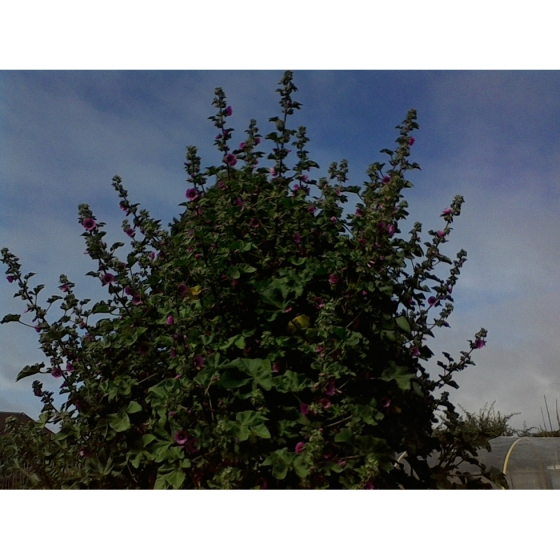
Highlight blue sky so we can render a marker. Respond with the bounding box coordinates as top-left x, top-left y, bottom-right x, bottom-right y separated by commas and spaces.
2, 70, 560, 431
